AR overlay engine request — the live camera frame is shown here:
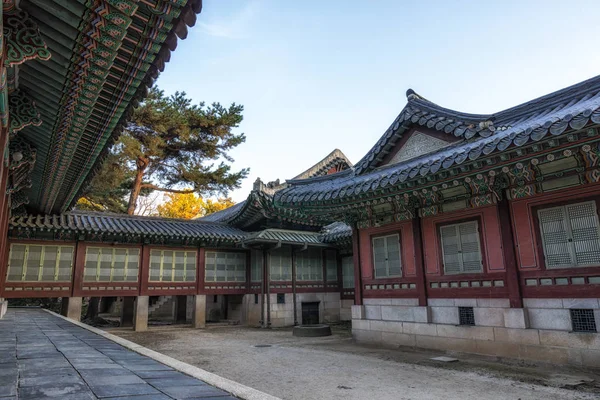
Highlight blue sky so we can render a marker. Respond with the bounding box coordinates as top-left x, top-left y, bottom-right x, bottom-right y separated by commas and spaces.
157, 0, 600, 202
